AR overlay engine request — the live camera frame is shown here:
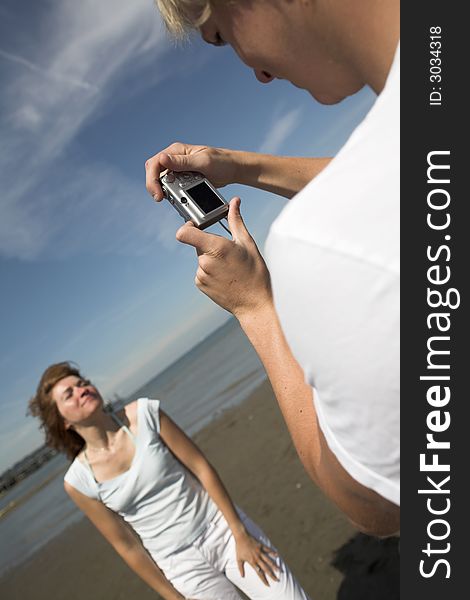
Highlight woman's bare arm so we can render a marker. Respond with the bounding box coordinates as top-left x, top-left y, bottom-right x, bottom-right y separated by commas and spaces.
159, 413, 279, 585
64, 482, 185, 600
